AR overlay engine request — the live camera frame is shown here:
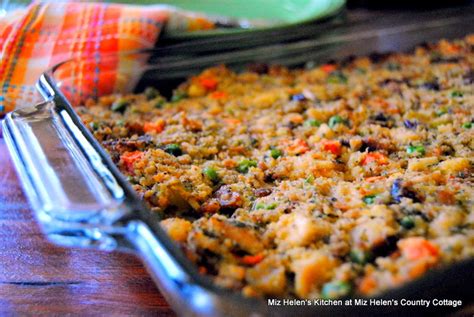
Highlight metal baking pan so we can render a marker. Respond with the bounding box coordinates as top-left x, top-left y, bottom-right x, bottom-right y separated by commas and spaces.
2, 7, 474, 317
